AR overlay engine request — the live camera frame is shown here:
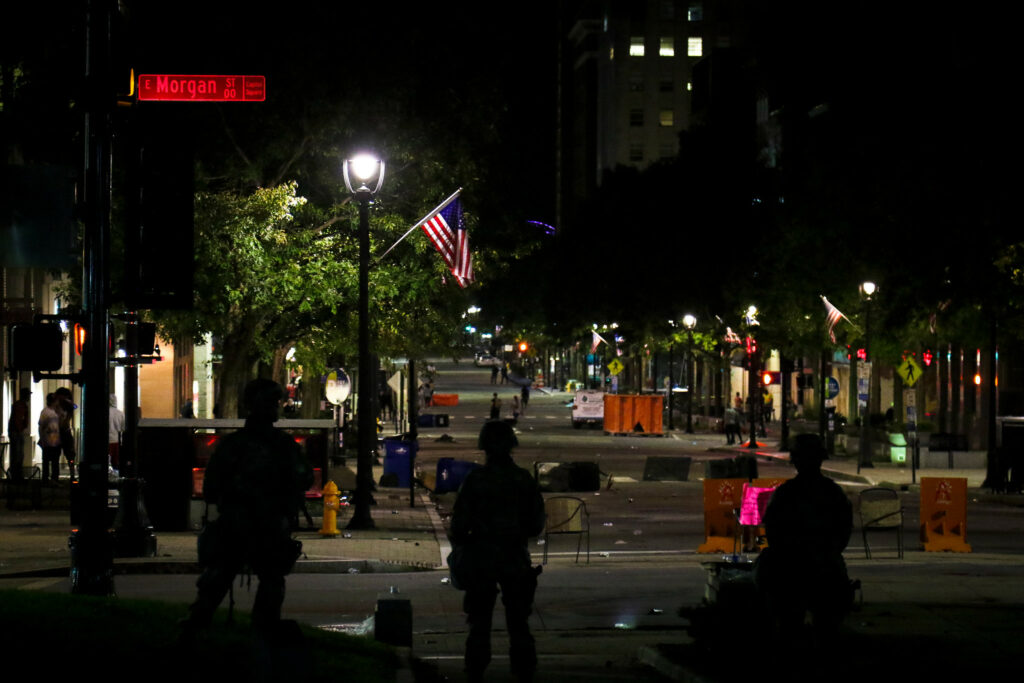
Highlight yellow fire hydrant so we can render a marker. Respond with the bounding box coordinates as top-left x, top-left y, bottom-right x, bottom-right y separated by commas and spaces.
320, 481, 342, 537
